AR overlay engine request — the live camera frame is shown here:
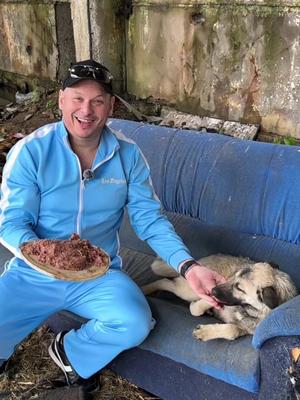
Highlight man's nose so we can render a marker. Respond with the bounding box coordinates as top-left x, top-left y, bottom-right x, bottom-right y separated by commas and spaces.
81, 101, 93, 114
